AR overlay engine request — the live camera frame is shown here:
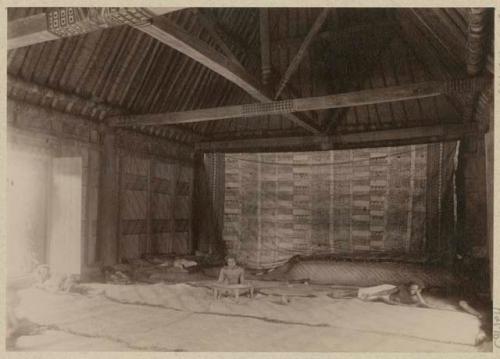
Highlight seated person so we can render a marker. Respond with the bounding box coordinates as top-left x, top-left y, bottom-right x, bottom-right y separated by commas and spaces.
358, 281, 429, 307
218, 256, 245, 285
